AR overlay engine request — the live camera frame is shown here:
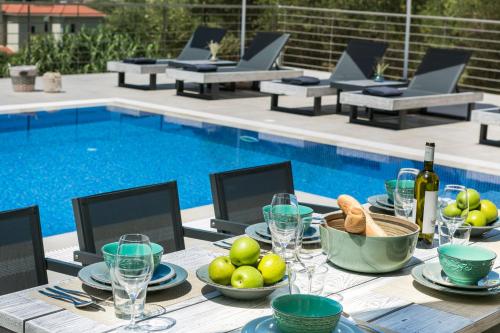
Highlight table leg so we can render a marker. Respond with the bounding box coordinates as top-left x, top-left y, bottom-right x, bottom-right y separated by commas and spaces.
466, 103, 473, 121
399, 110, 408, 129
271, 94, 279, 110
350, 106, 358, 123
118, 72, 125, 87
480, 124, 488, 143
336, 89, 342, 113
175, 80, 184, 95
313, 97, 322, 116
149, 74, 157, 90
